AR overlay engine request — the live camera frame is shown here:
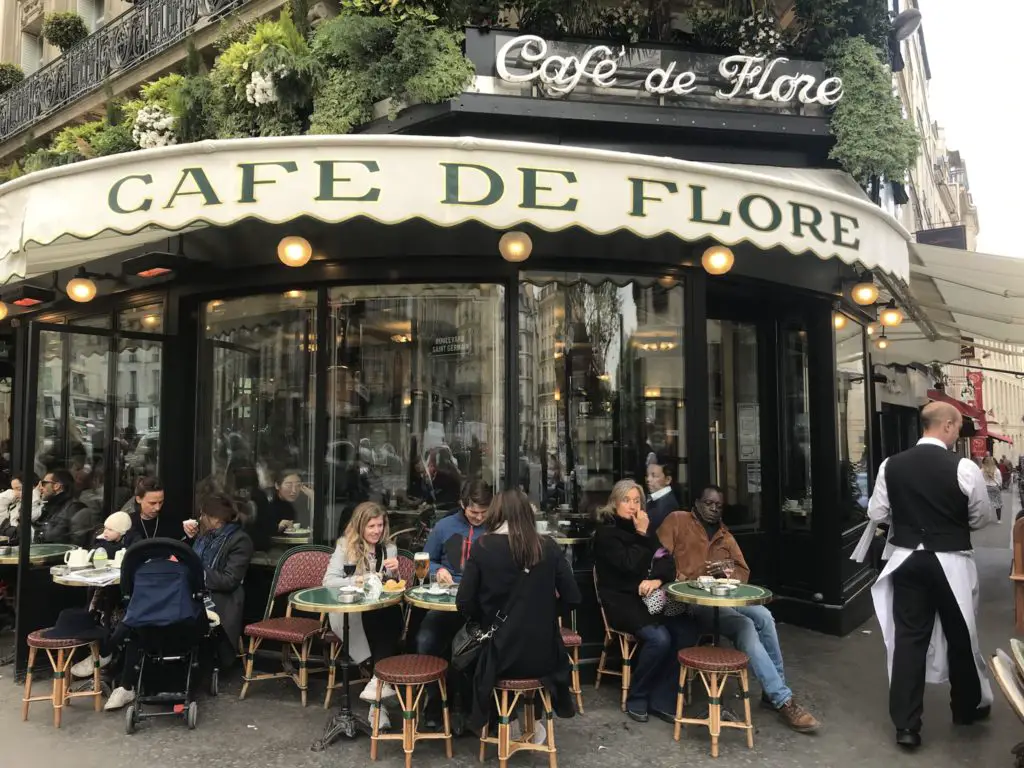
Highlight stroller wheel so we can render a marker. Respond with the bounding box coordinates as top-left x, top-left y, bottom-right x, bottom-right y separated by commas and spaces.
209, 669, 219, 697
186, 701, 198, 730
124, 705, 137, 735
